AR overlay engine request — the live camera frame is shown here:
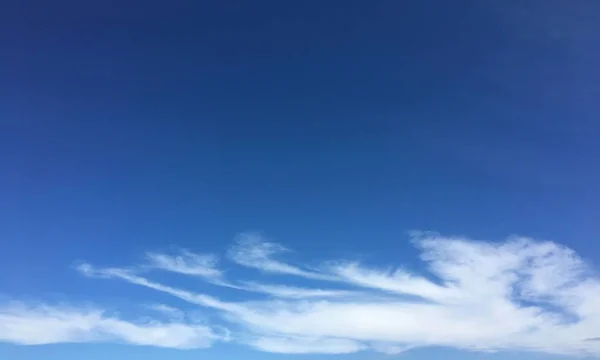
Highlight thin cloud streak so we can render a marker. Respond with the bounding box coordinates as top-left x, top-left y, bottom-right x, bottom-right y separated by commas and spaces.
227, 233, 335, 281
141, 247, 354, 299
146, 250, 223, 280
